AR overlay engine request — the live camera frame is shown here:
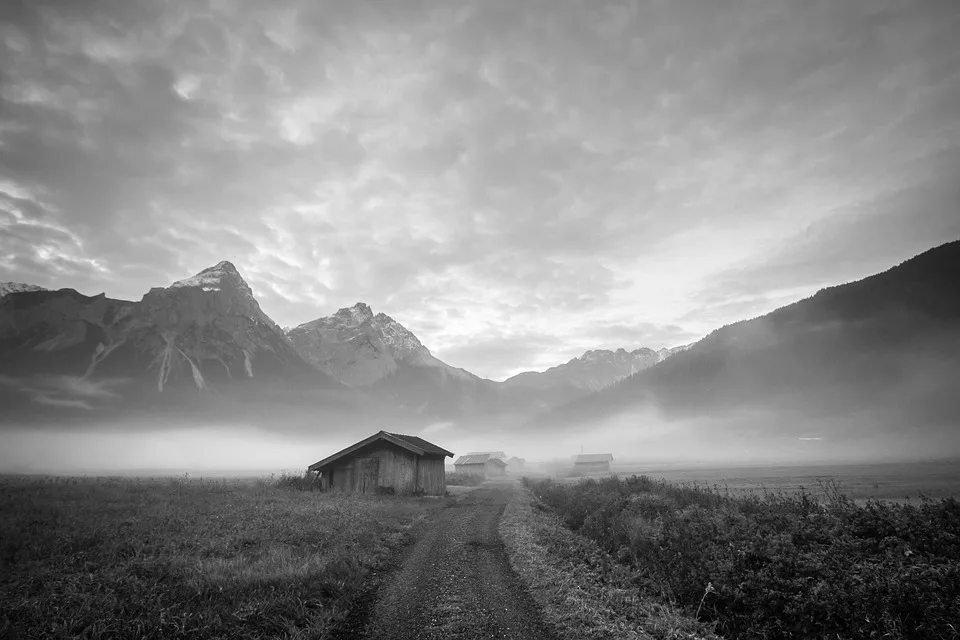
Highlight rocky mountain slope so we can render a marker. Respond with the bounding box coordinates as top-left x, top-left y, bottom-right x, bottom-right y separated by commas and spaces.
504, 345, 688, 392
286, 302, 689, 420
1, 262, 681, 425
529, 240, 960, 460
0, 262, 349, 423
288, 303, 499, 418
0, 282, 47, 298
287, 302, 470, 386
